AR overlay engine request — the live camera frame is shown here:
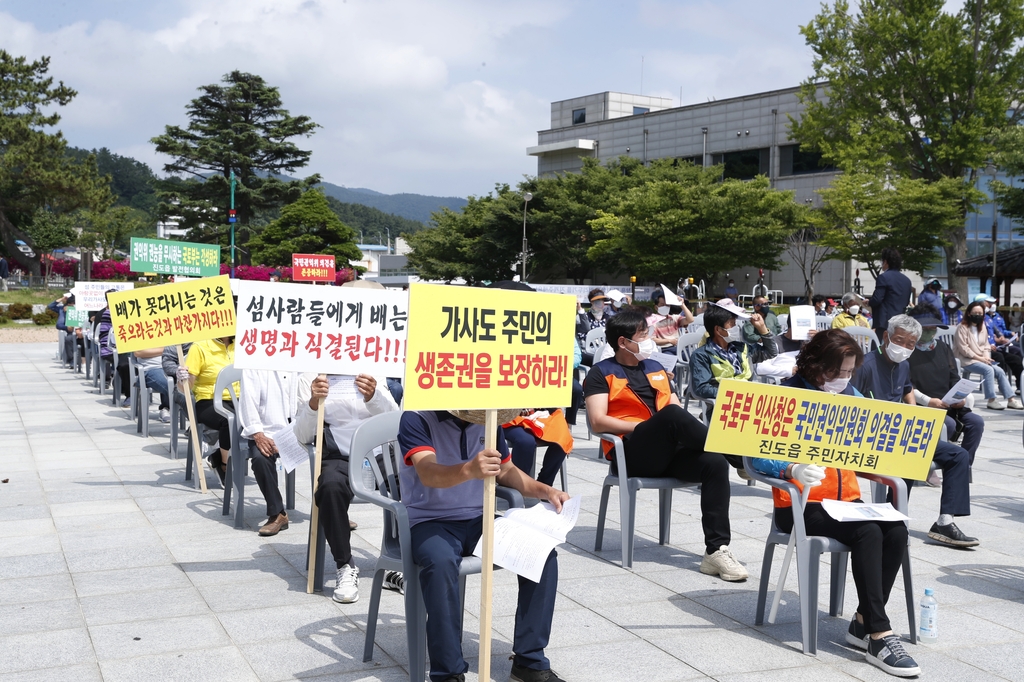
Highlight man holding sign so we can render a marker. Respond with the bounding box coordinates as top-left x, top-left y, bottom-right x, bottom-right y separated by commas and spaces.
398, 409, 569, 682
